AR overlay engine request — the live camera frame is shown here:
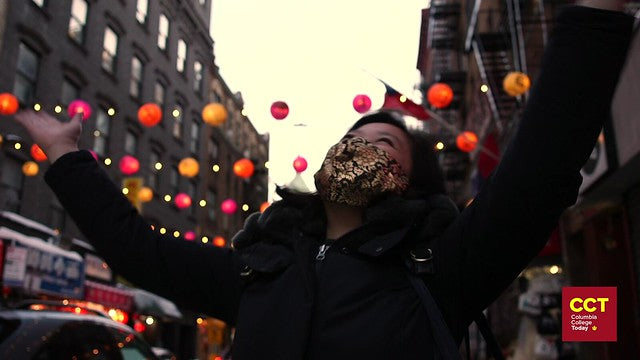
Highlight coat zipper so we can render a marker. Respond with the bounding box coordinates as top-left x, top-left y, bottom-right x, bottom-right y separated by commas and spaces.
316, 244, 330, 260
